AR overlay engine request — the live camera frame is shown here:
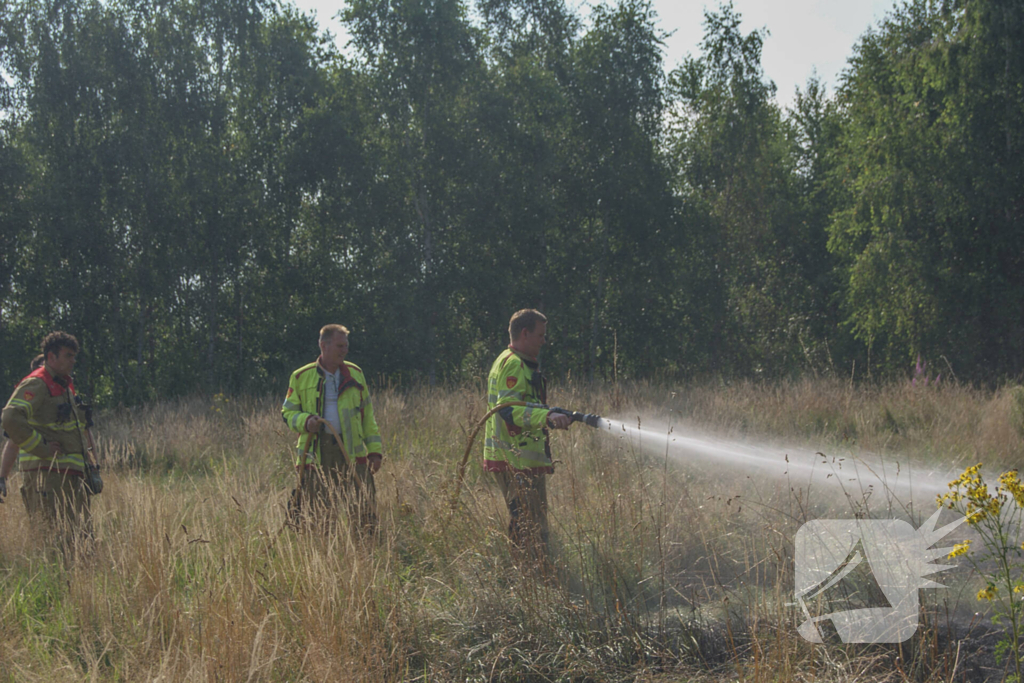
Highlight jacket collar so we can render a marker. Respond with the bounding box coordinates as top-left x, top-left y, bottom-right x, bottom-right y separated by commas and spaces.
507, 345, 539, 370
26, 366, 75, 397
315, 358, 362, 391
